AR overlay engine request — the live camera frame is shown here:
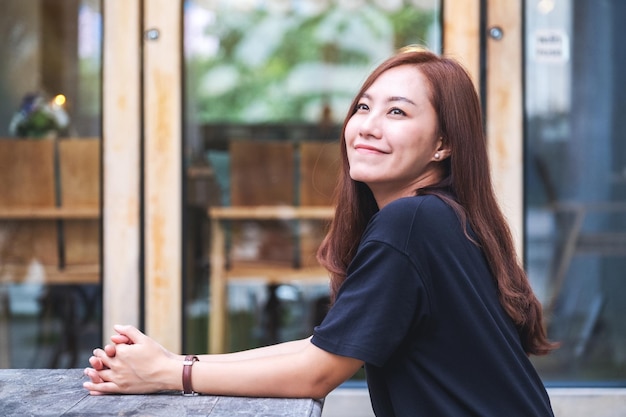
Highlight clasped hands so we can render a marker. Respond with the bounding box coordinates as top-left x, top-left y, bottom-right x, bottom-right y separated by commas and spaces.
83, 324, 180, 395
